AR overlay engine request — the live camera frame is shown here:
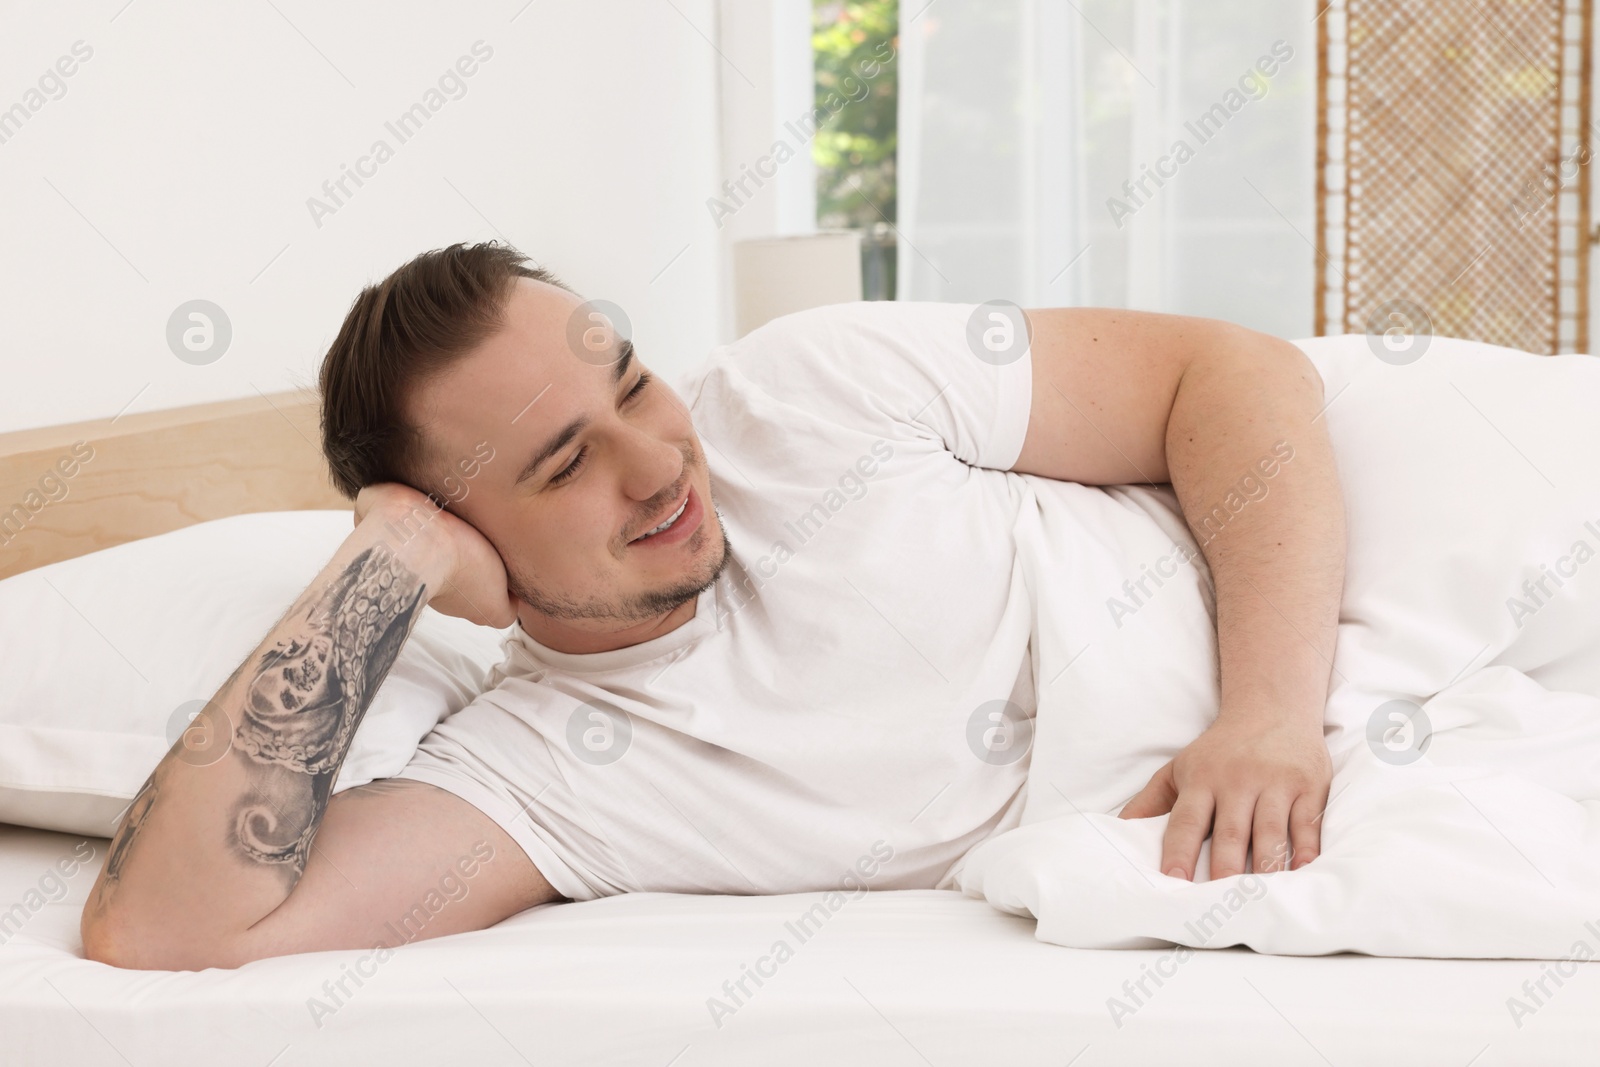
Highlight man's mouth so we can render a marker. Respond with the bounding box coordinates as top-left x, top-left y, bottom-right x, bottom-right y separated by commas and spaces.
630, 491, 690, 543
